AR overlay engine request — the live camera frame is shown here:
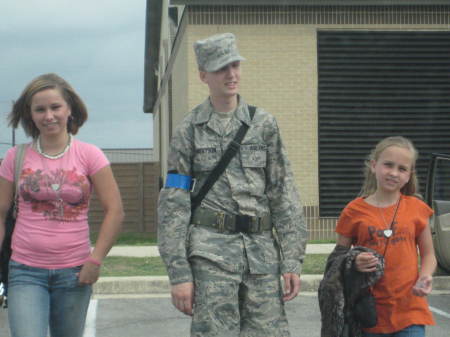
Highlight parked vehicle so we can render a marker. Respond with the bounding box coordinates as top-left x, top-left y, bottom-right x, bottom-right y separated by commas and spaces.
425, 153, 450, 274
